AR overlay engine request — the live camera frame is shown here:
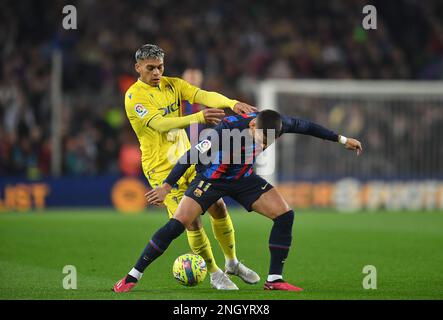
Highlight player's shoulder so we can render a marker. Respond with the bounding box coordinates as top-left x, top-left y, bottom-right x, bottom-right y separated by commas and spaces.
127, 78, 149, 92
161, 76, 185, 88
124, 81, 150, 107
125, 81, 140, 100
